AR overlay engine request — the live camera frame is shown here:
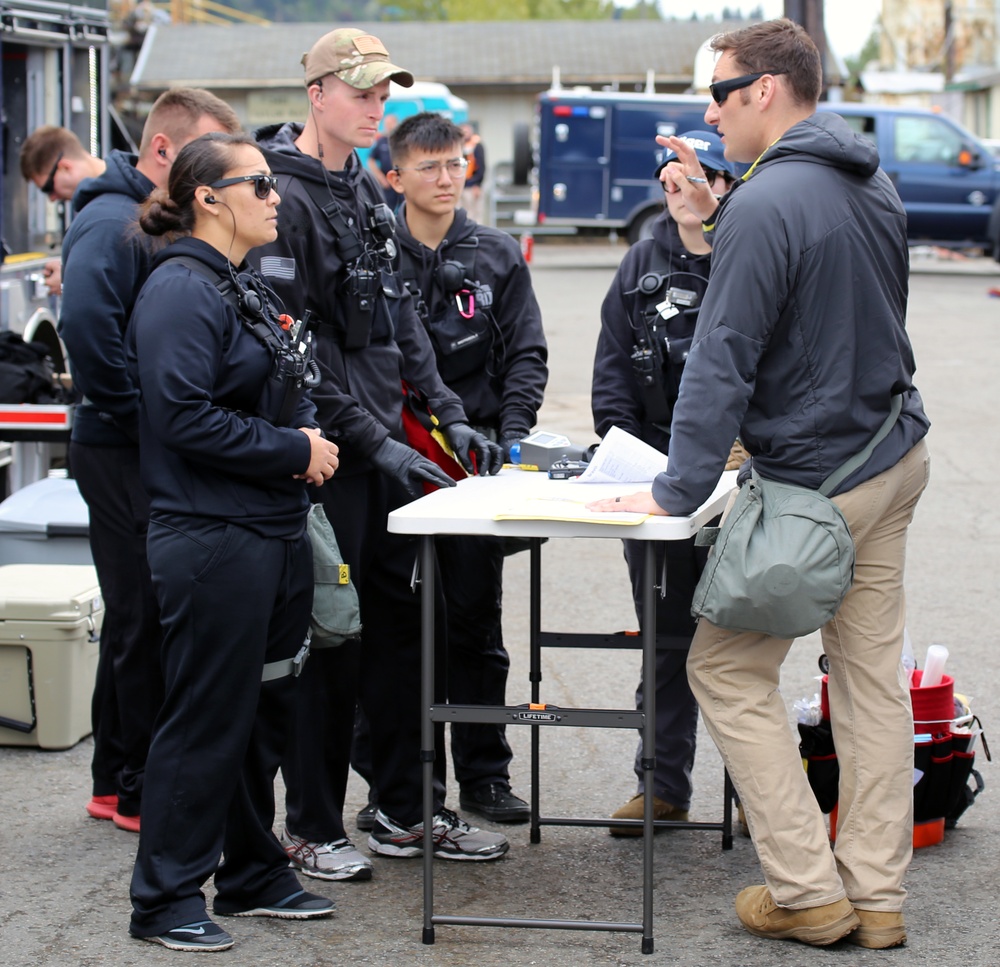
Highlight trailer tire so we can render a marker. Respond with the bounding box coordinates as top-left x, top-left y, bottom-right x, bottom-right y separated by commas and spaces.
512, 122, 531, 185
989, 196, 1000, 262
626, 206, 660, 246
